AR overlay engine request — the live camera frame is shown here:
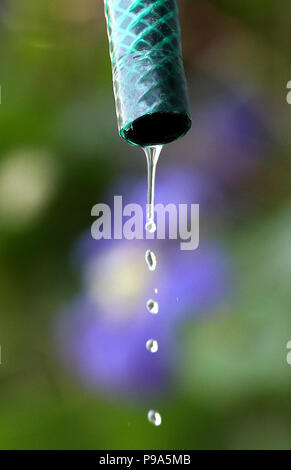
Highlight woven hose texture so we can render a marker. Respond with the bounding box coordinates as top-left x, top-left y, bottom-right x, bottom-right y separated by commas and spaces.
104, 0, 191, 146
